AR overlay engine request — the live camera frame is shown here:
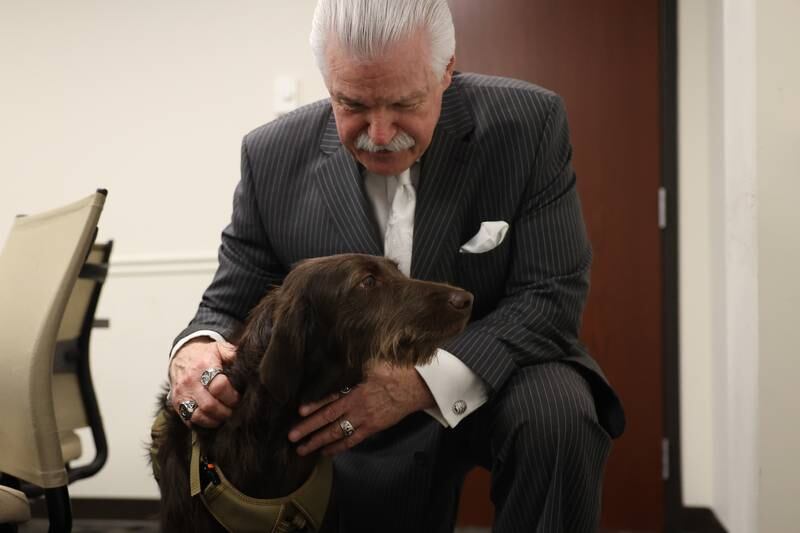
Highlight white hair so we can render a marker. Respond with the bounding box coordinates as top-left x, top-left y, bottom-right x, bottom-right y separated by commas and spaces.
310, 0, 456, 80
